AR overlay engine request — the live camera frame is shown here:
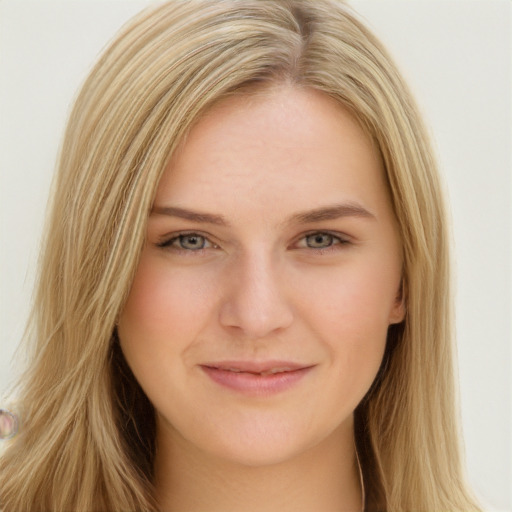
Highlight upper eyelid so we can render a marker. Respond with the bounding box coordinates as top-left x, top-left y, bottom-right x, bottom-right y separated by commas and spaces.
303, 229, 349, 238
157, 230, 214, 245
